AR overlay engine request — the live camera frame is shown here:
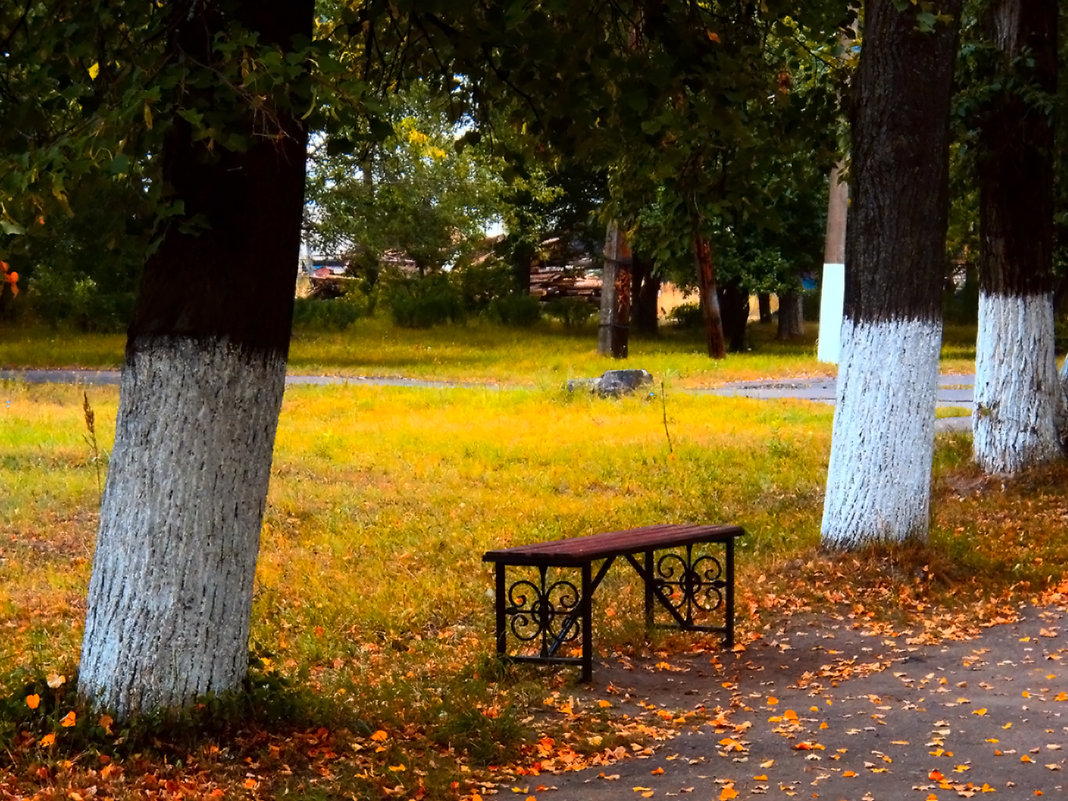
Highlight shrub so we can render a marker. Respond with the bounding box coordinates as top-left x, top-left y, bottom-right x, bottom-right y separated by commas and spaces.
543, 298, 596, 328
485, 294, 542, 327
384, 273, 465, 328
453, 258, 515, 313
292, 292, 369, 331
667, 301, 703, 330
28, 267, 135, 332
